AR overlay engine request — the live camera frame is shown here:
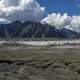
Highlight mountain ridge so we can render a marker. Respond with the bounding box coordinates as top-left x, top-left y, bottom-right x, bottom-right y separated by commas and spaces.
0, 21, 79, 39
